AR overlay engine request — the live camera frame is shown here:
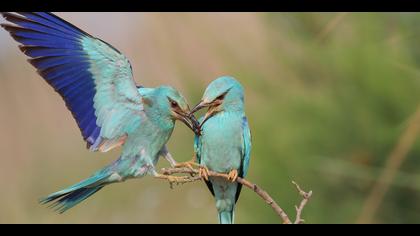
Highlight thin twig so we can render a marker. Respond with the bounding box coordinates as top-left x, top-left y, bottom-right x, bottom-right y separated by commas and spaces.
160, 167, 312, 224
293, 181, 313, 224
